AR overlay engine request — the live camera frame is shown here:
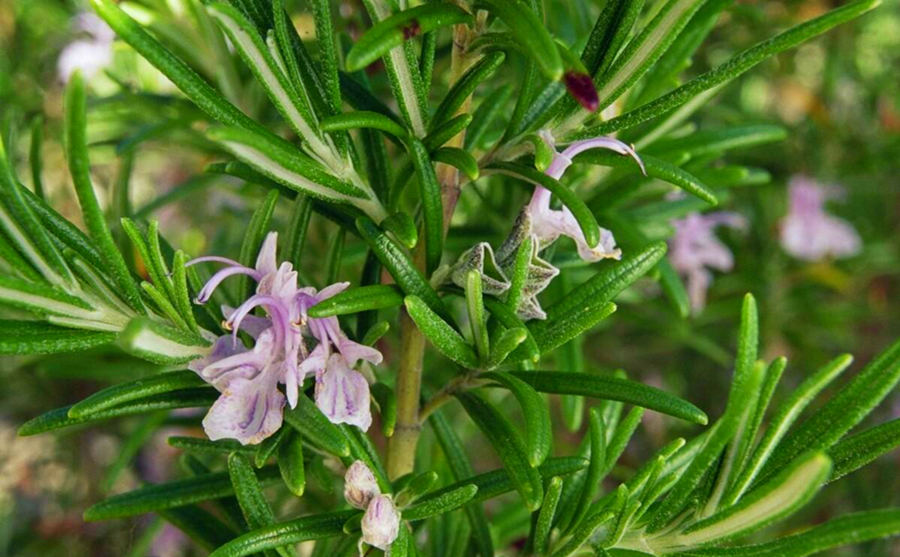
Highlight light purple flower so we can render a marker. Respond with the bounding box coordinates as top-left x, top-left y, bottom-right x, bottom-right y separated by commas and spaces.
361, 494, 401, 552
58, 14, 115, 83
780, 176, 861, 261
527, 131, 645, 262
187, 232, 382, 444
669, 212, 746, 313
